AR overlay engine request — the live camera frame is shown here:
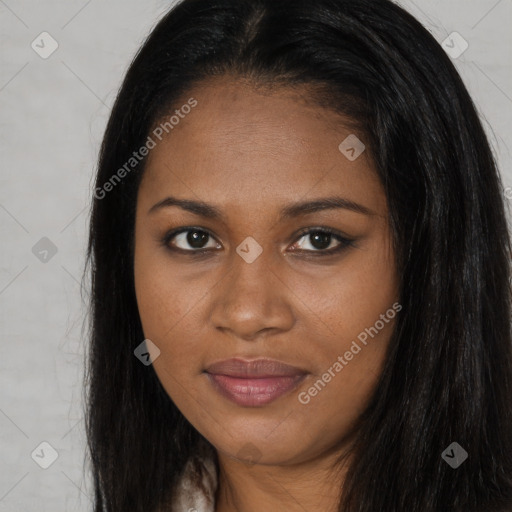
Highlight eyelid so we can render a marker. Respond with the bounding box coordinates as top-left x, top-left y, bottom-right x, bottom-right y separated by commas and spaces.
161, 225, 356, 255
